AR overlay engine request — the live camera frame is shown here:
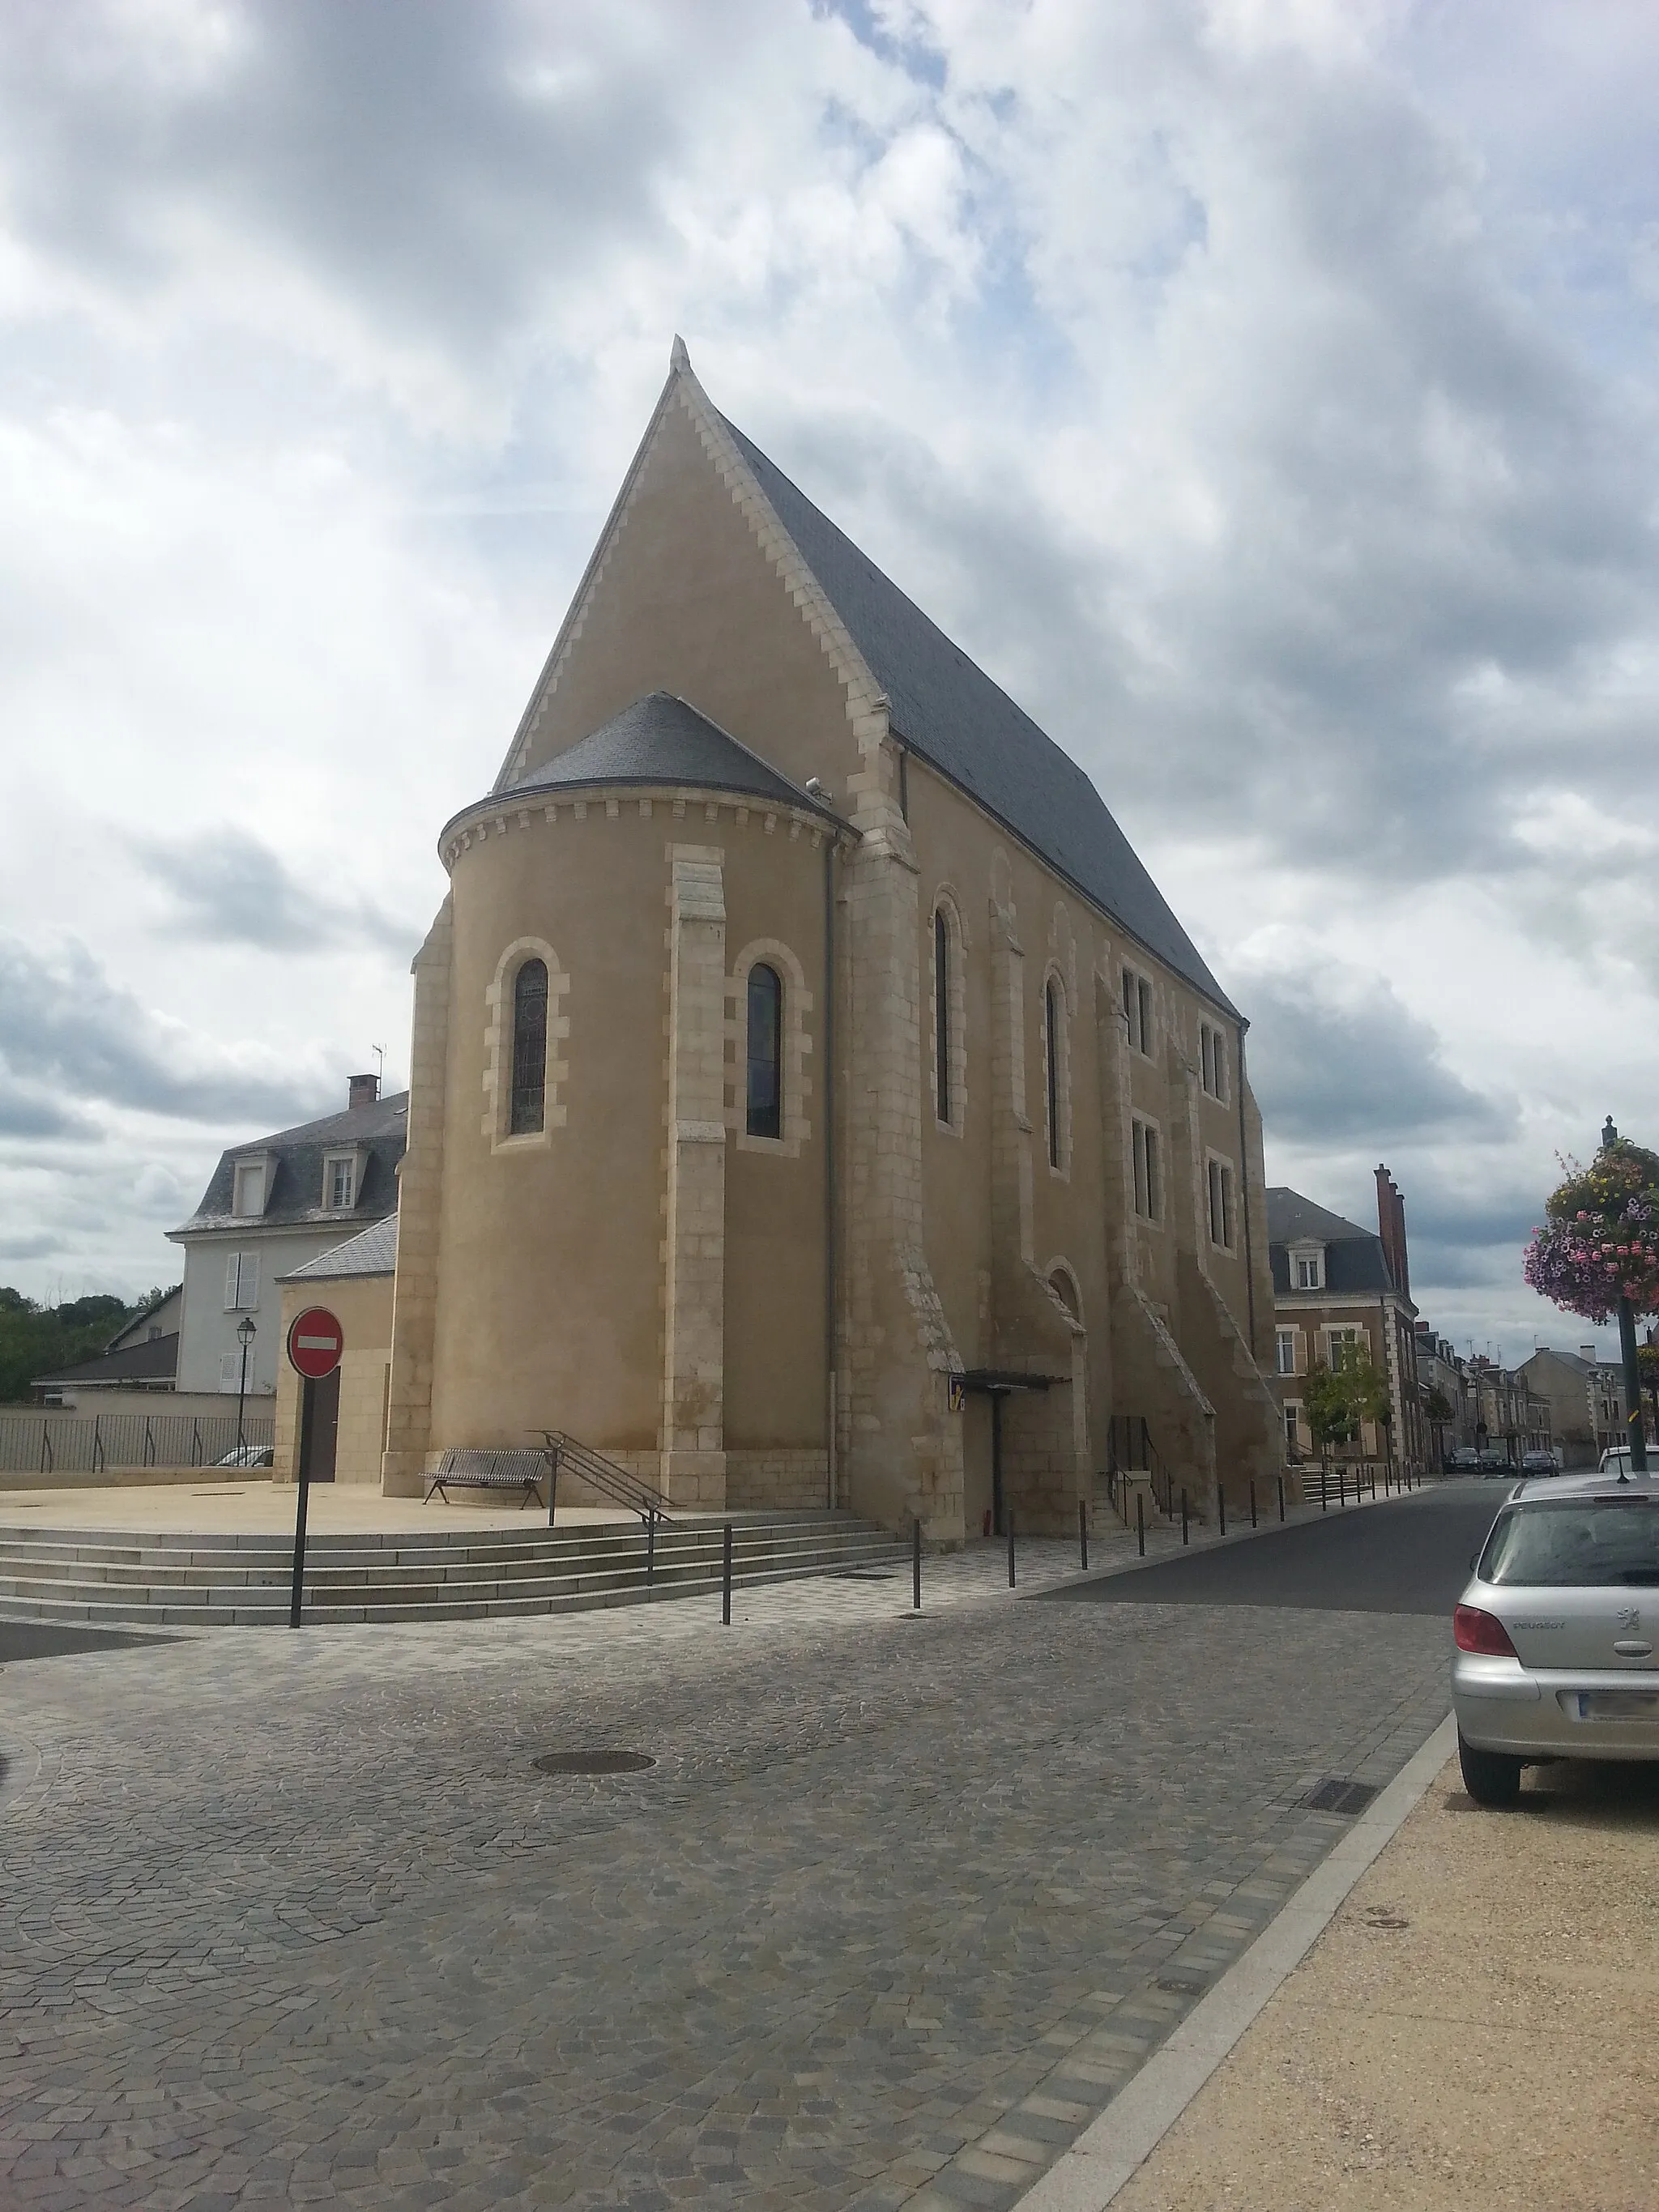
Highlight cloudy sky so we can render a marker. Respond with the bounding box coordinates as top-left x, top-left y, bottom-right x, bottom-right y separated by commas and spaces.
2, 0, 1656, 1363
